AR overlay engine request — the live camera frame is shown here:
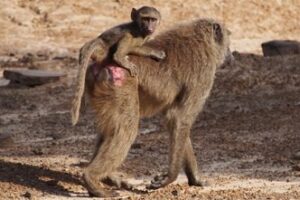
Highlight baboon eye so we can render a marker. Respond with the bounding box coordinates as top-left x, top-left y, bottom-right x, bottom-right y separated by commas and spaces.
213, 23, 223, 44
141, 17, 157, 22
